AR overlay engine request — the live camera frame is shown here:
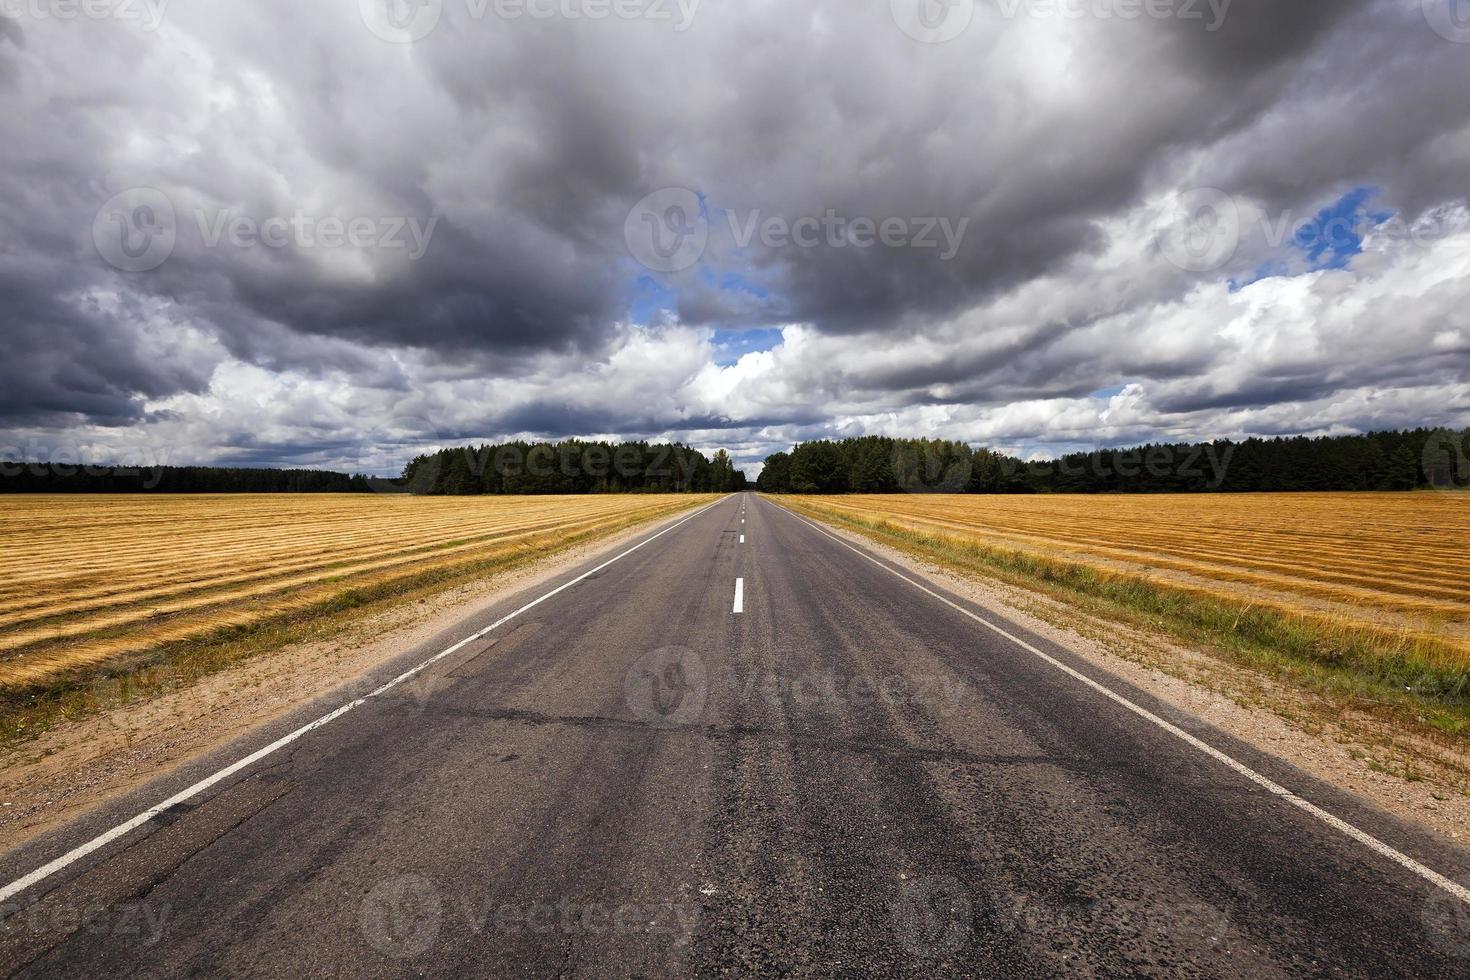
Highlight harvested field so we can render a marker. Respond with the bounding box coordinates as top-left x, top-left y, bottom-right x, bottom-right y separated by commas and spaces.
779, 493, 1470, 660
0, 493, 711, 690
